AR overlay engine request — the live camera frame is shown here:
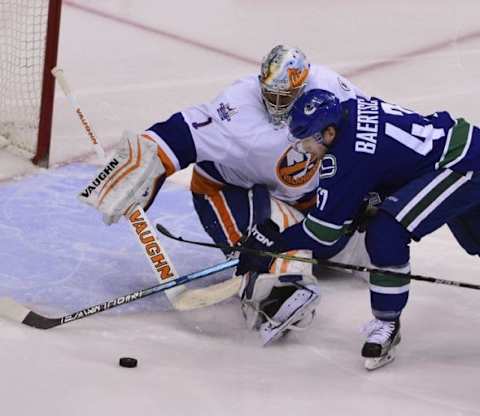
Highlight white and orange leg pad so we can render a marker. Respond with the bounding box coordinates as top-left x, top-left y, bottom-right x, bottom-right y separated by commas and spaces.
78, 131, 166, 225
